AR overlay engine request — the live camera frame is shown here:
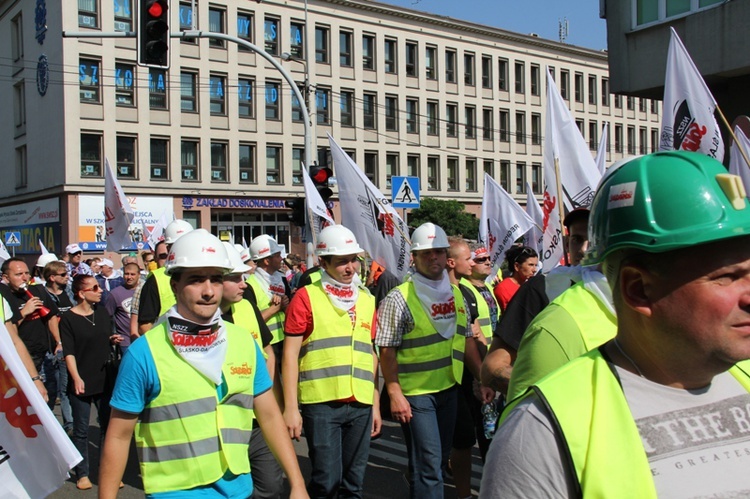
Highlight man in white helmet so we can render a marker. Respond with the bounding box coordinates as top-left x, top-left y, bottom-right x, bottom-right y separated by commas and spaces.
282, 225, 380, 498
376, 222, 474, 498
245, 235, 290, 347
136, 219, 194, 335
100, 229, 306, 498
